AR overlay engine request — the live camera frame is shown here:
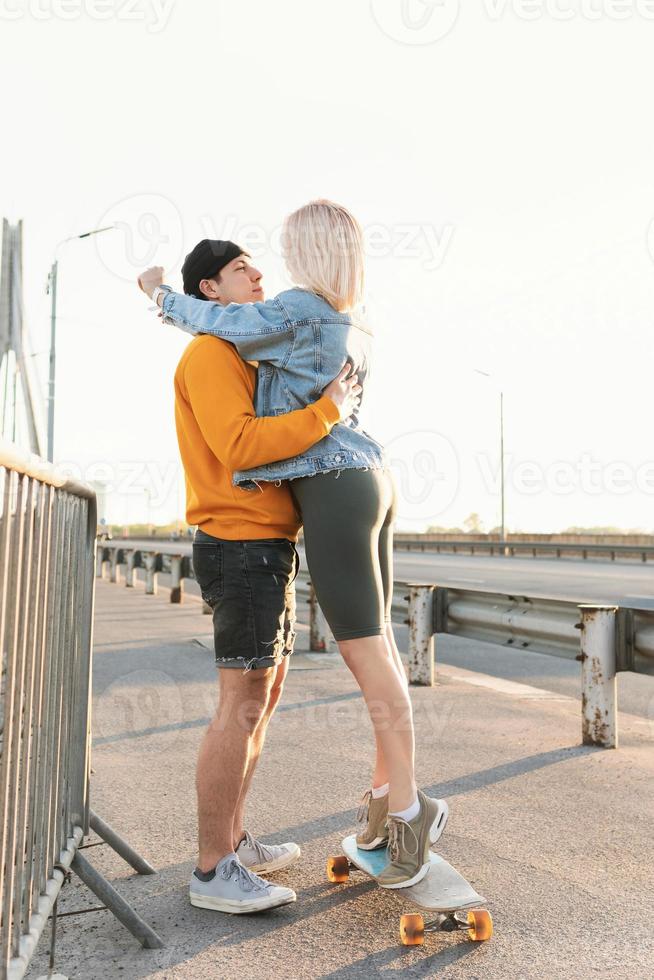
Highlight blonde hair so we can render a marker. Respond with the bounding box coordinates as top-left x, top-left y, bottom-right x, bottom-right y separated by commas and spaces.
282, 199, 365, 312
